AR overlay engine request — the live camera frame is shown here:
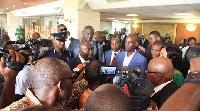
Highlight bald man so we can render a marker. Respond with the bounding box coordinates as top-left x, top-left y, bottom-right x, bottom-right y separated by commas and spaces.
160, 57, 200, 111
115, 34, 147, 78
68, 26, 103, 62
2, 57, 73, 110
146, 57, 179, 110
67, 41, 94, 82
84, 84, 133, 111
